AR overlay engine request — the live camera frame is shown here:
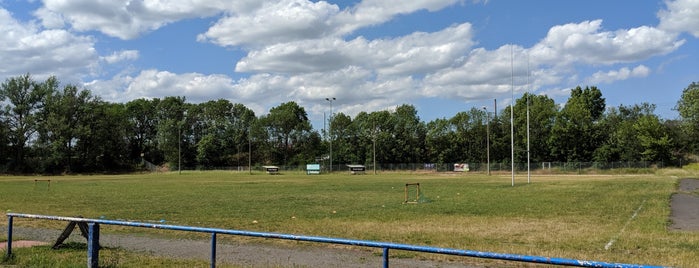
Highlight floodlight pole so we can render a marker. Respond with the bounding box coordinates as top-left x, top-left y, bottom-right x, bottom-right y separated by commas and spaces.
482, 106, 490, 176
248, 127, 252, 175
326, 97, 336, 172
527, 93, 531, 184
179, 111, 187, 175
179, 126, 181, 175
510, 45, 515, 187
373, 121, 377, 175
527, 55, 531, 184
